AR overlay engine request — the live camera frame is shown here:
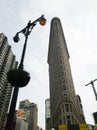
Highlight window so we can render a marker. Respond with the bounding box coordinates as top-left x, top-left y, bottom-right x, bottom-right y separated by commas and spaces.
70, 104, 72, 112
59, 119, 62, 124
63, 85, 66, 90
63, 116, 66, 124
71, 116, 75, 124
65, 104, 69, 112
64, 94, 67, 101
67, 116, 71, 124
61, 105, 64, 112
